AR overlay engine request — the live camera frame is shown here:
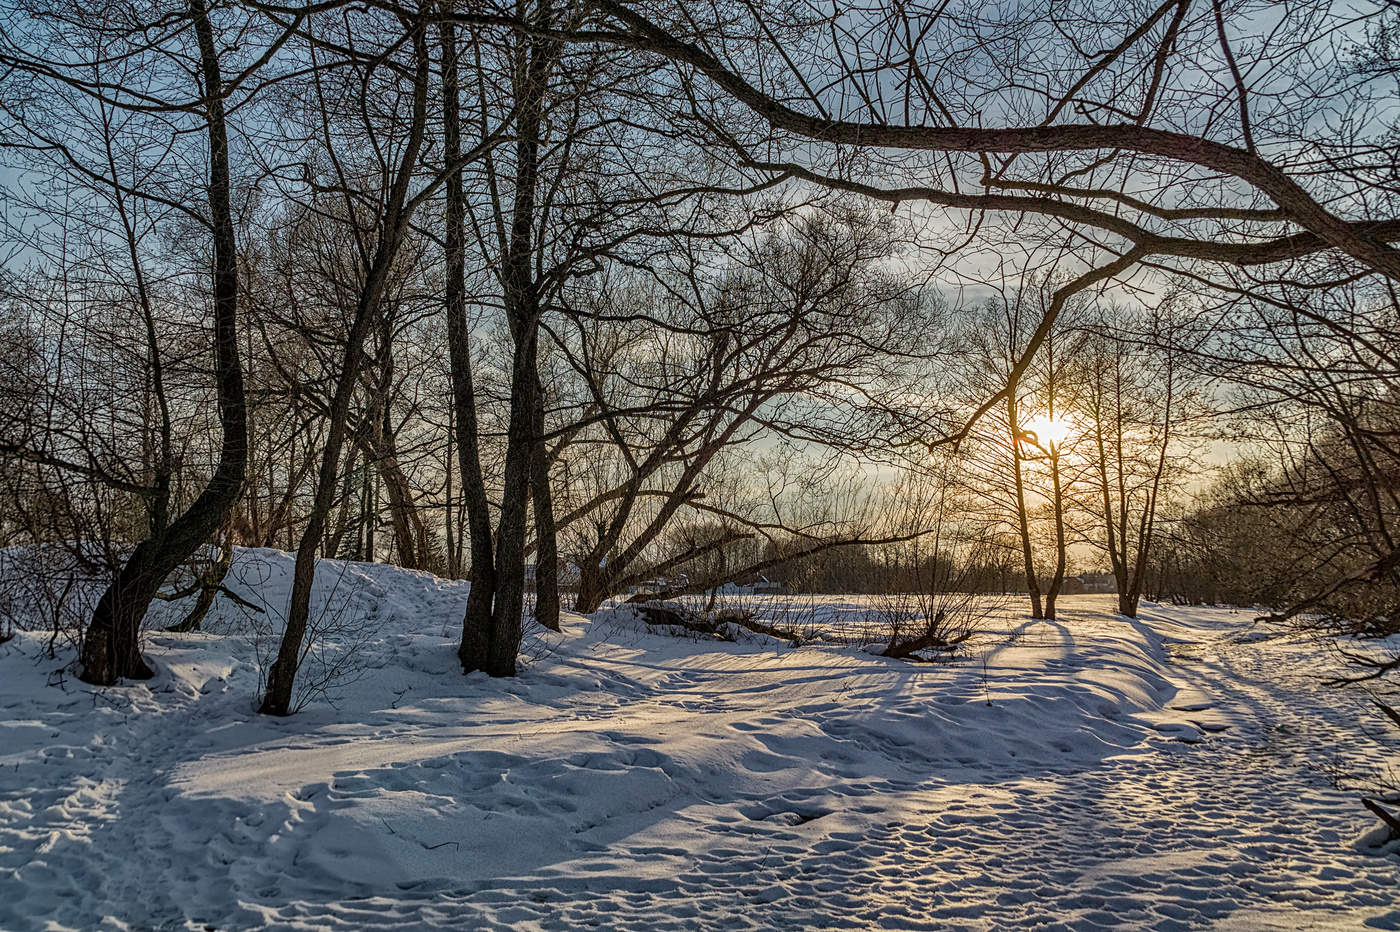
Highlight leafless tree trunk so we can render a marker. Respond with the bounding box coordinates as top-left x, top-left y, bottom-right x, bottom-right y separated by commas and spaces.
439, 10, 498, 670
530, 370, 561, 630
261, 16, 434, 715
1006, 391, 1044, 619
81, 0, 248, 685
1084, 311, 1188, 618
